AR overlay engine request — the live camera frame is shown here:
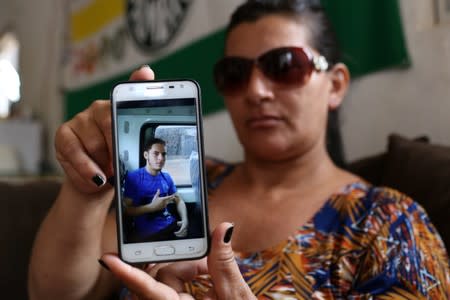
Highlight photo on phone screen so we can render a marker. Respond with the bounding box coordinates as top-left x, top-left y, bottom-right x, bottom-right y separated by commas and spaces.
111, 80, 209, 263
